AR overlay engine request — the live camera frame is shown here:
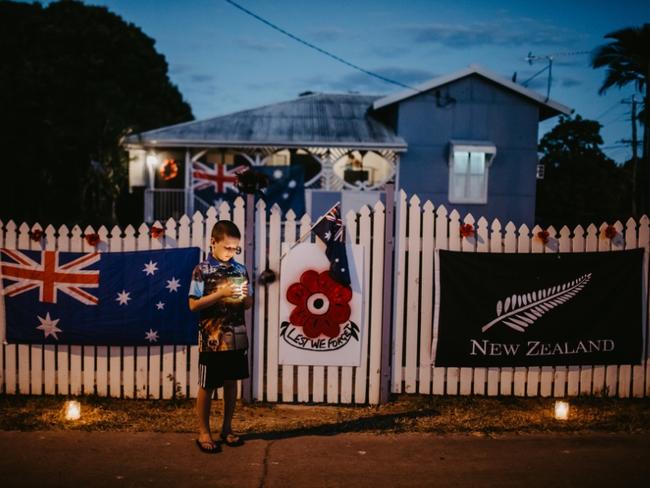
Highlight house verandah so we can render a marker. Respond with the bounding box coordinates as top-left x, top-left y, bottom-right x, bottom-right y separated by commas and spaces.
124, 92, 406, 223
1, 194, 649, 404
